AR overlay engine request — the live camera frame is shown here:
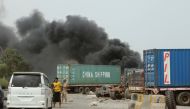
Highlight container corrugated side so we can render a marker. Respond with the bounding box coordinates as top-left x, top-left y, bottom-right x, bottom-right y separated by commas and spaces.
144, 49, 190, 87
57, 64, 70, 83
57, 64, 121, 85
